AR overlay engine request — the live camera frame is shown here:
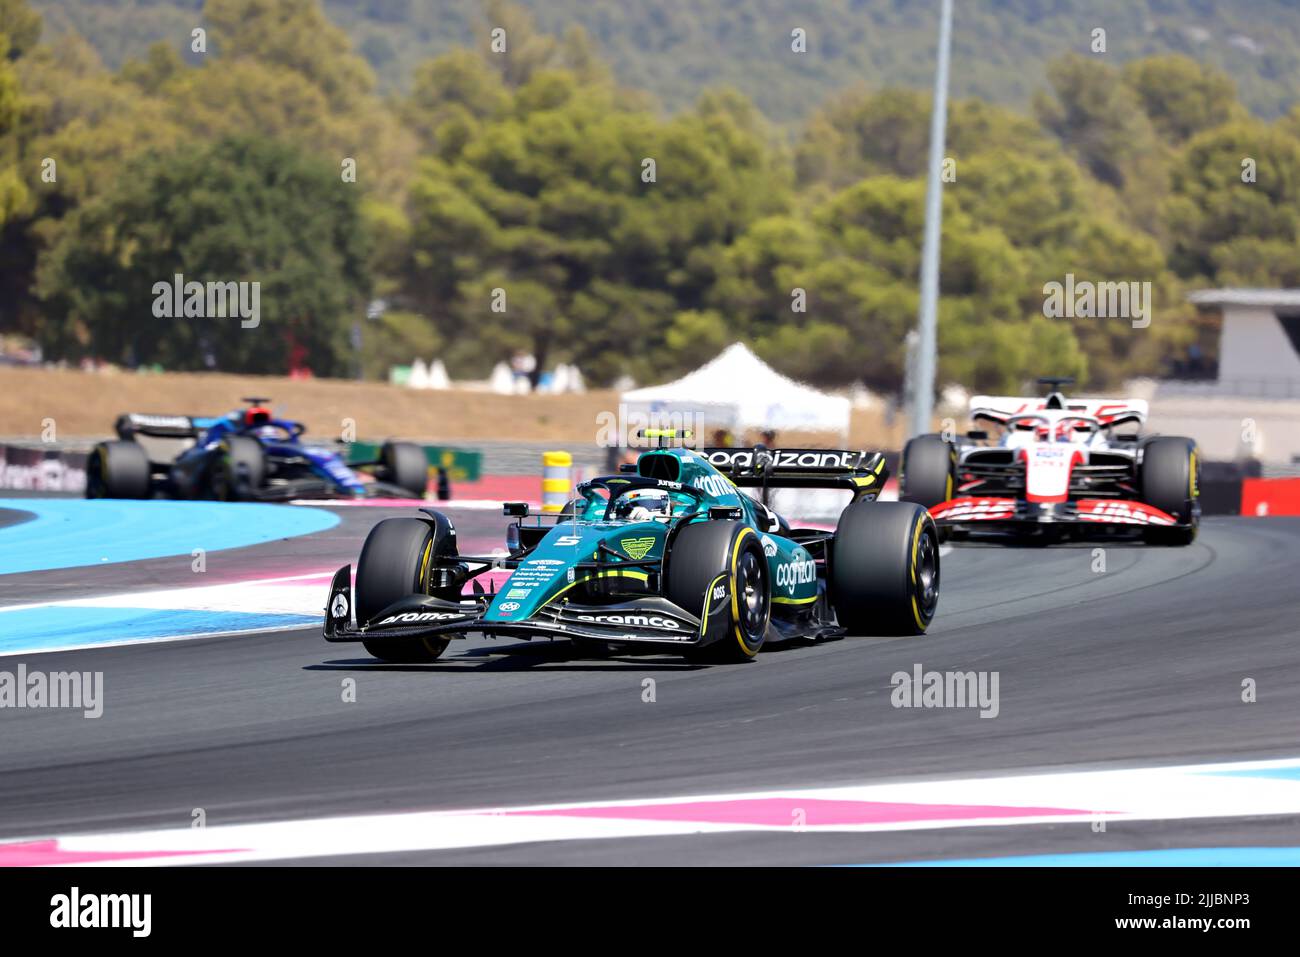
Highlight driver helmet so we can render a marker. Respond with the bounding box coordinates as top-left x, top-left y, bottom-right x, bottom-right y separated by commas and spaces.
244, 406, 272, 429
614, 489, 673, 522
1037, 419, 1079, 443
1032, 417, 1068, 443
